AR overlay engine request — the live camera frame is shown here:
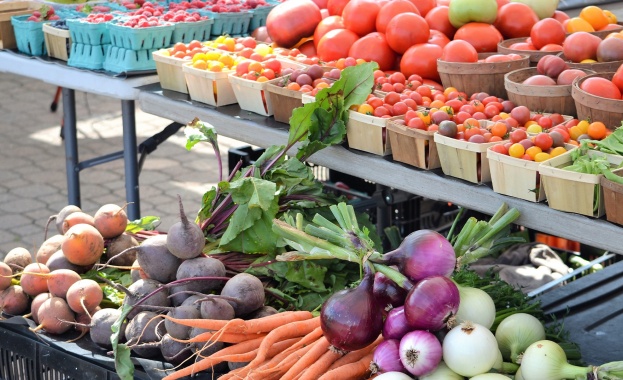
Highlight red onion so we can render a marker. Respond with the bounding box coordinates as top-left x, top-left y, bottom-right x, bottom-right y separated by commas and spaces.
403, 276, 460, 331
371, 339, 407, 374
383, 306, 411, 341
399, 330, 443, 377
320, 265, 383, 351
376, 230, 456, 283
373, 272, 408, 310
